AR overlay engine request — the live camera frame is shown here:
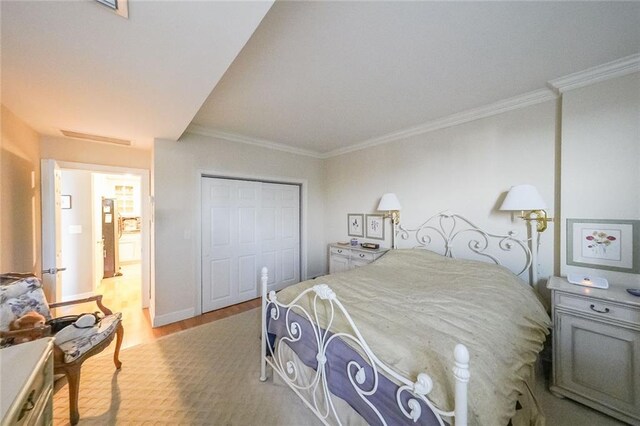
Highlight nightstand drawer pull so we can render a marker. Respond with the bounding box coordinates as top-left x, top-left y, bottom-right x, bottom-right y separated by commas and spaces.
359, 253, 365, 258
590, 304, 610, 314
337, 249, 342, 253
